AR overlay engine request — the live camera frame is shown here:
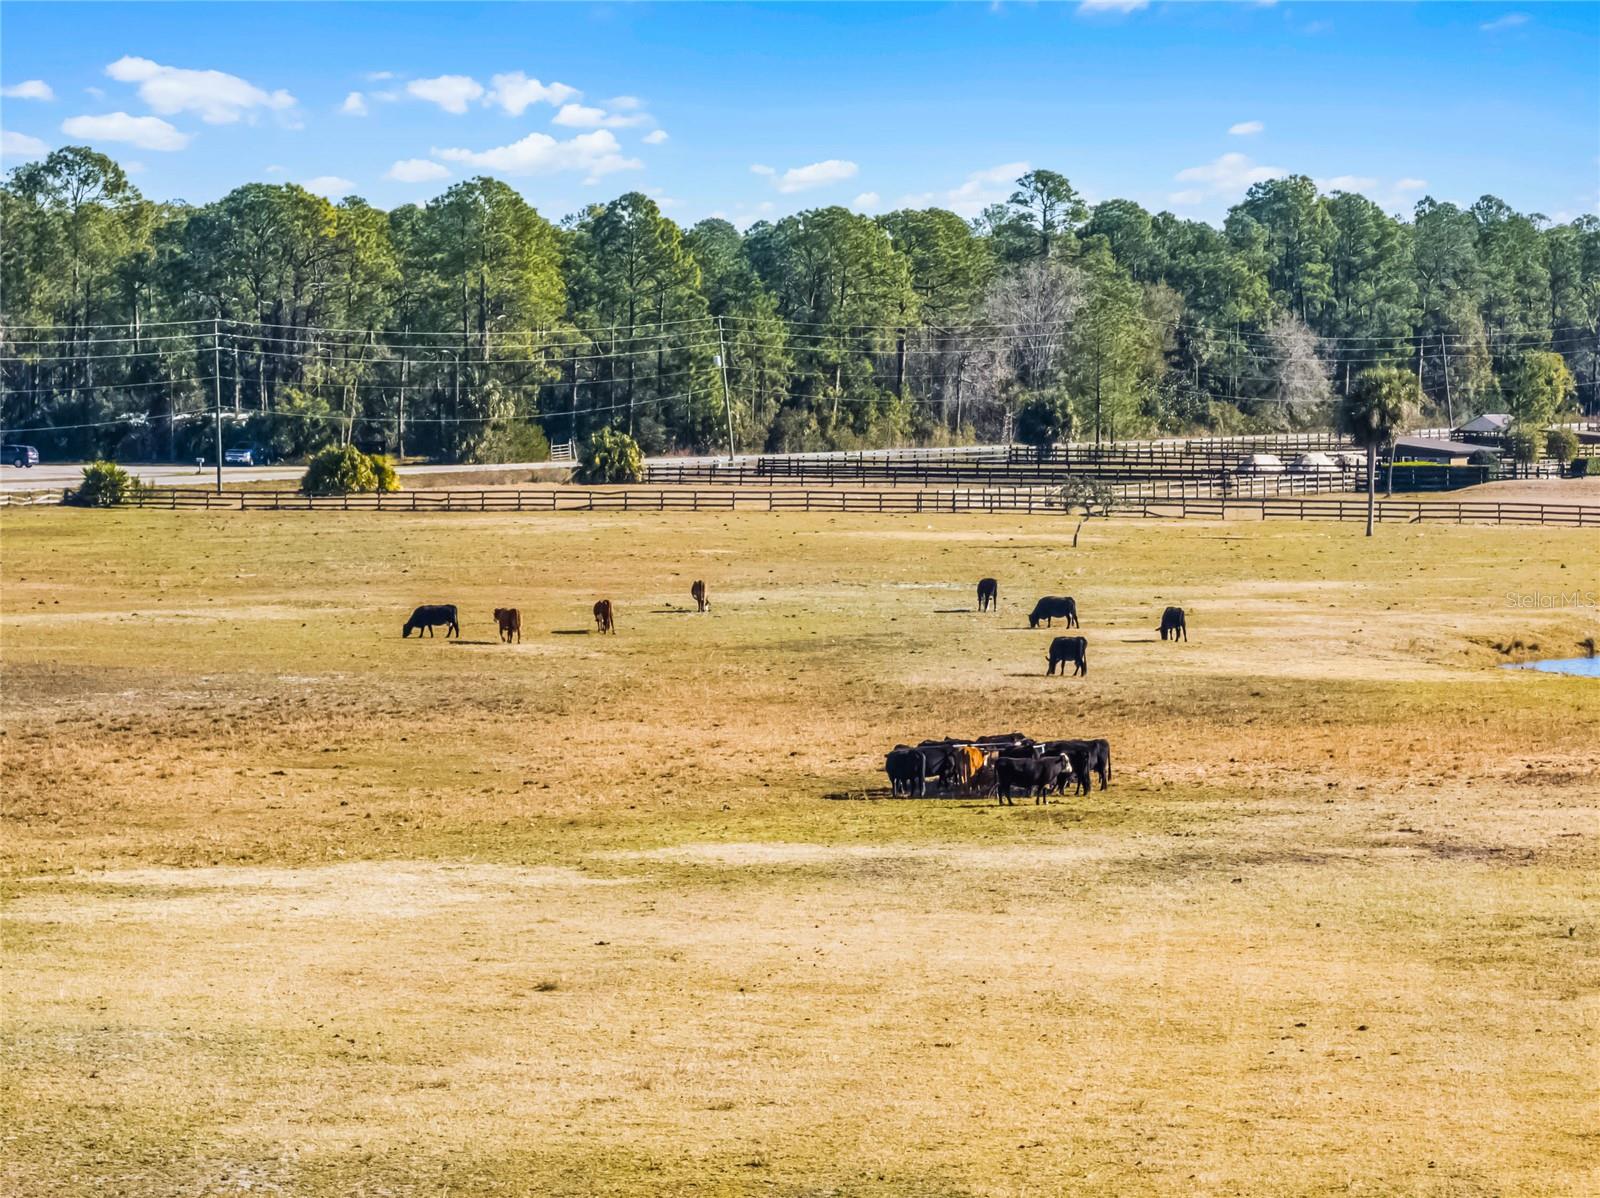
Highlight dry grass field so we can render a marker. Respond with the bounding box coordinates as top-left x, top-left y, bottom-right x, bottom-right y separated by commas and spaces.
2, 505, 1597, 1197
